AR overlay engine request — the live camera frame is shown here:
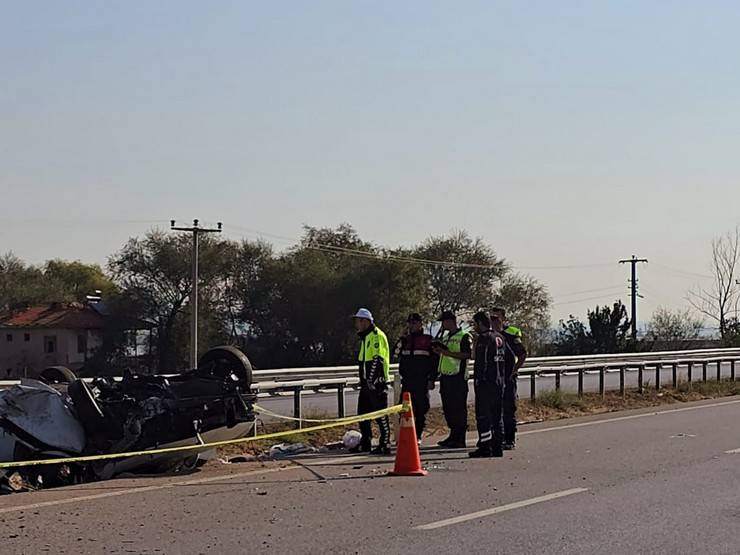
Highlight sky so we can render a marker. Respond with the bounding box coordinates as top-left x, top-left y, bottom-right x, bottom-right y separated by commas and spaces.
2, 1, 739, 326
